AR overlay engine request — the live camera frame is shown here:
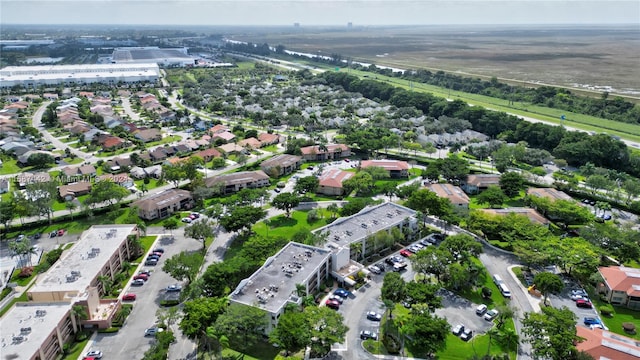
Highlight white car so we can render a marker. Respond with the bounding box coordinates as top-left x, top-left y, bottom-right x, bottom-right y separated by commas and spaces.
329, 294, 344, 304
571, 294, 589, 301
367, 265, 381, 274
84, 350, 103, 359
452, 324, 465, 335
484, 309, 499, 321
475, 304, 488, 315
